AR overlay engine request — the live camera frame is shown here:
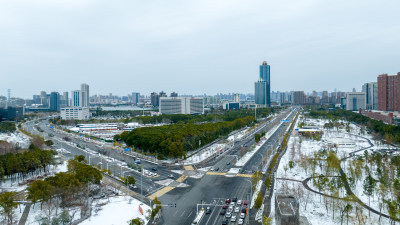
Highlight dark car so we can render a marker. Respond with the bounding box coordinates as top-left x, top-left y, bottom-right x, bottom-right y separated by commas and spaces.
222, 205, 228, 209
232, 197, 238, 202
222, 220, 228, 225
151, 167, 157, 171
215, 167, 219, 171
226, 199, 231, 204
226, 162, 230, 165
220, 209, 226, 215
206, 207, 212, 214
242, 208, 246, 213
